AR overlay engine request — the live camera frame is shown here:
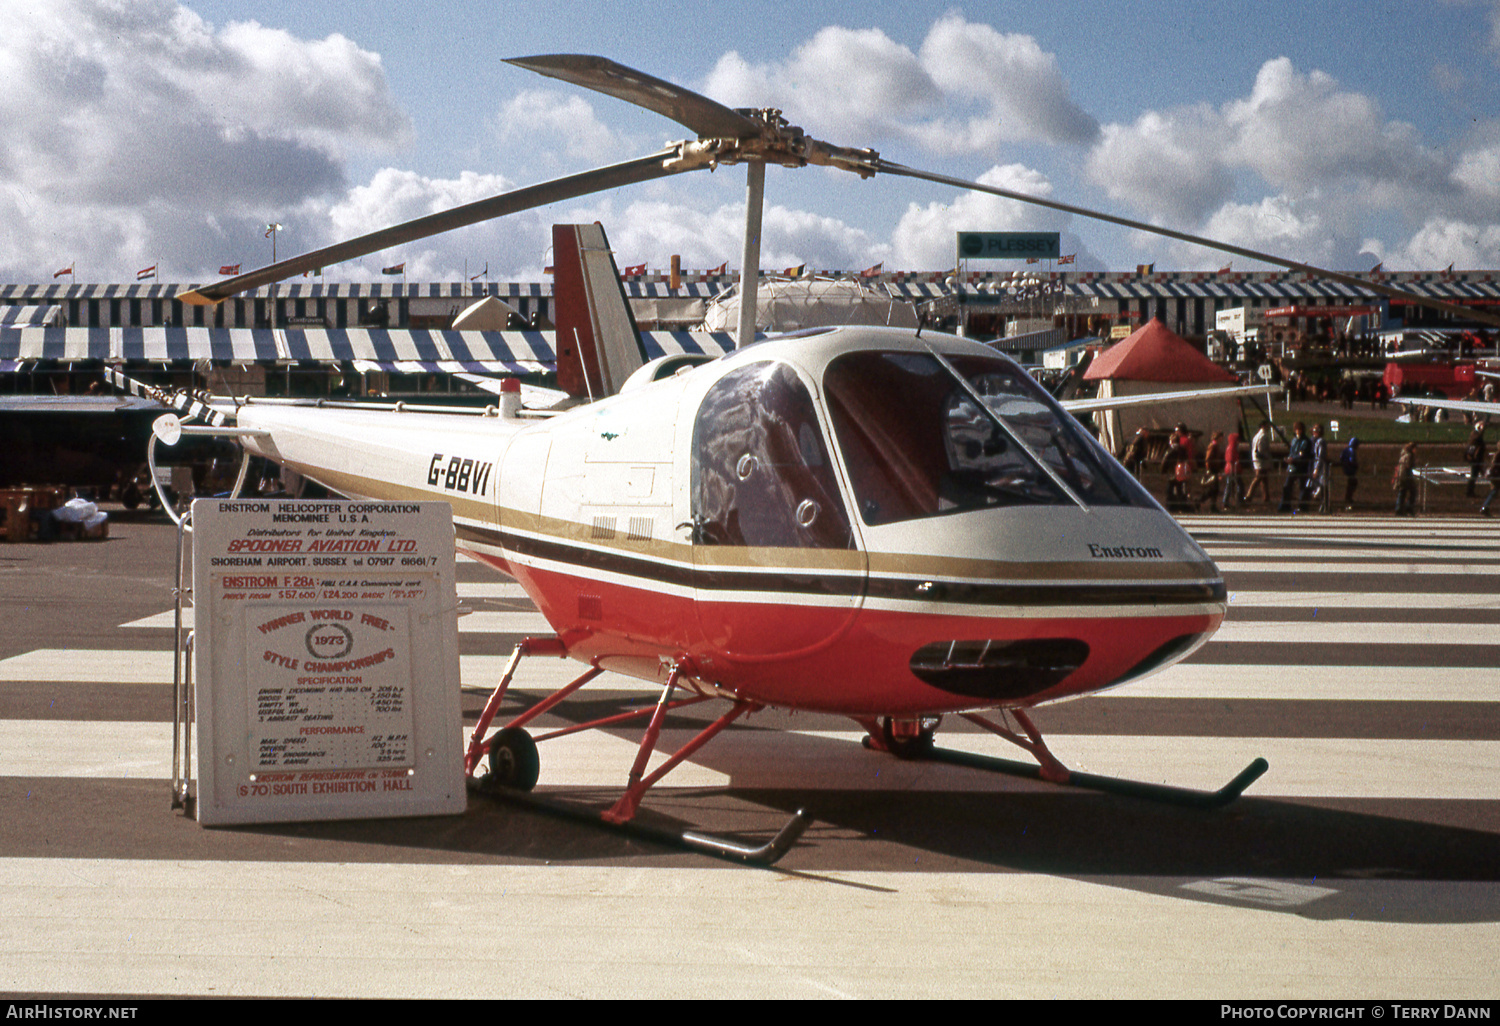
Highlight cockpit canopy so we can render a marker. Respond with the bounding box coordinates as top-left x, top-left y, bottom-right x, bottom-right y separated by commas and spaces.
690, 343, 1155, 549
